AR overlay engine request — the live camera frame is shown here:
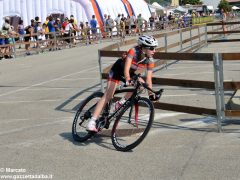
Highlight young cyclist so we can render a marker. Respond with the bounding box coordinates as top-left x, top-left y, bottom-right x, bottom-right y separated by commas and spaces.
87, 35, 158, 132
